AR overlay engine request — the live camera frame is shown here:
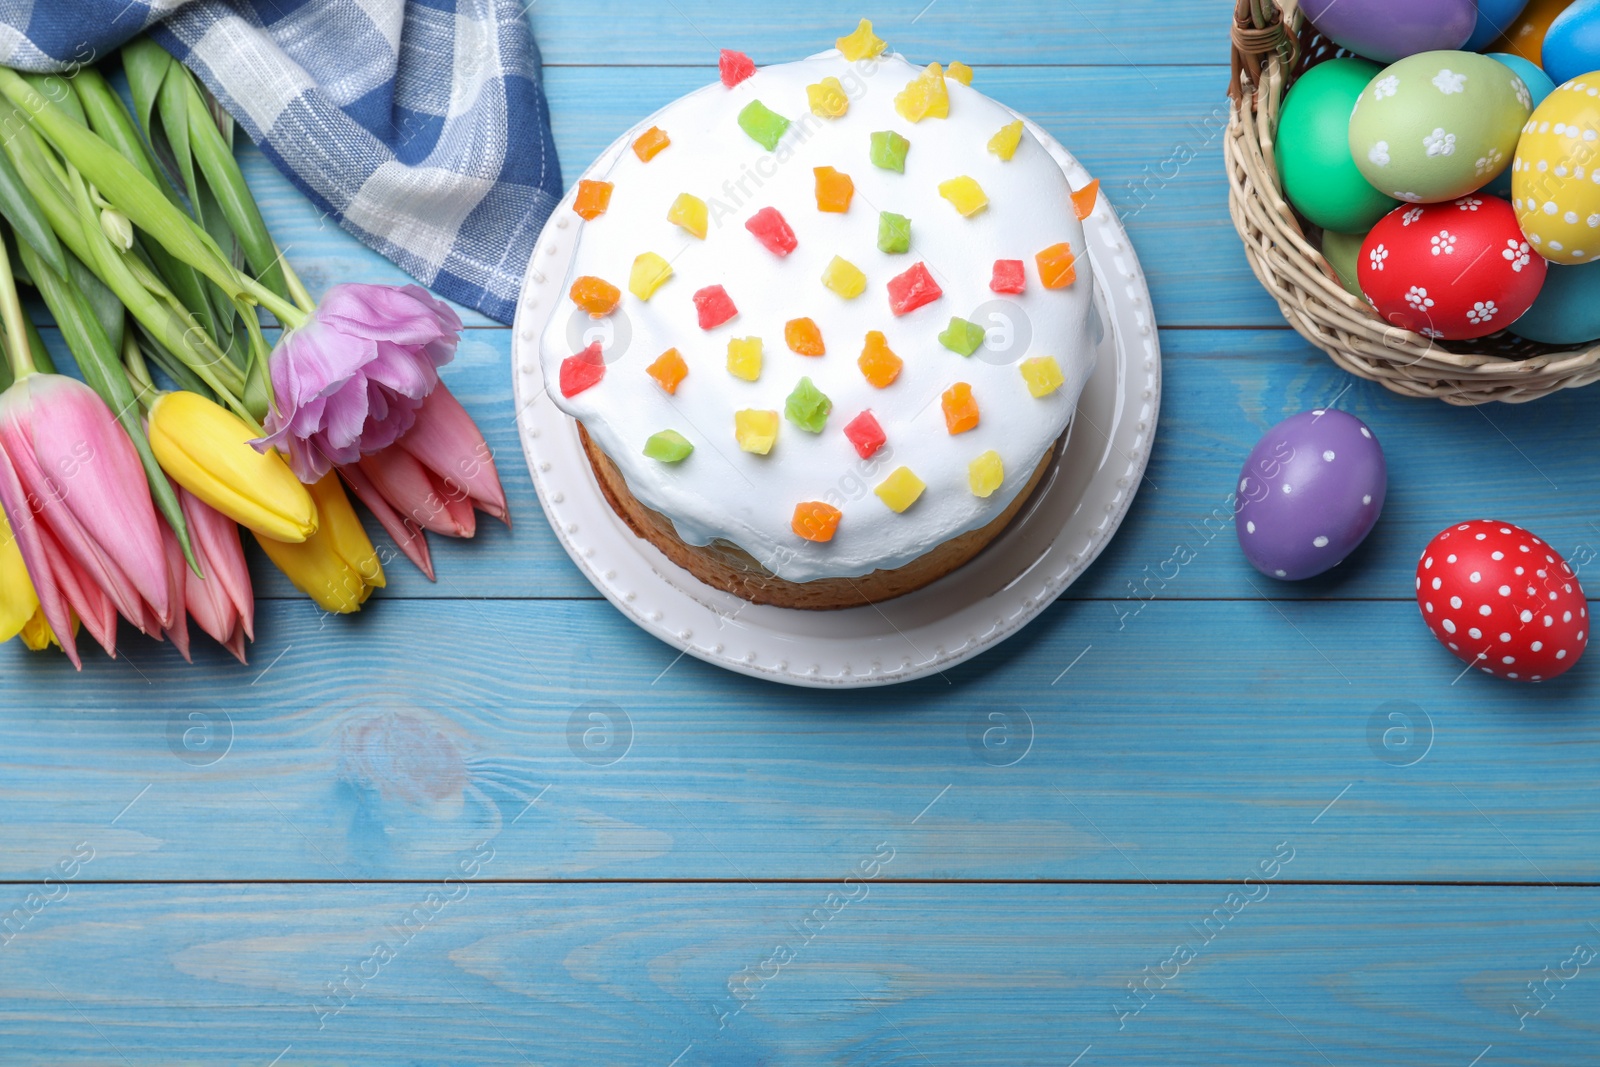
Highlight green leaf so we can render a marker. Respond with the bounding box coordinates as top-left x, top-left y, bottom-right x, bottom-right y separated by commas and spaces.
20, 71, 86, 126
63, 245, 123, 353
133, 321, 211, 398
22, 314, 56, 375
0, 135, 66, 278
